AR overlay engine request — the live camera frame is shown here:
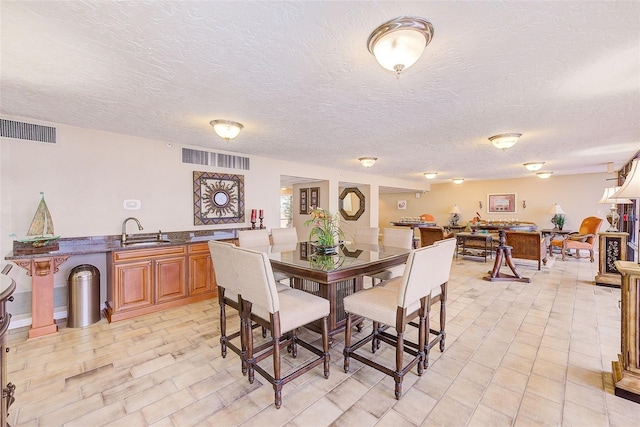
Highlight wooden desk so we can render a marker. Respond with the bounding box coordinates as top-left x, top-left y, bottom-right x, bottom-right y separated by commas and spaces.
474, 223, 535, 283
612, 261, 640, 403
389, 221, 436, 248
268, 242, 410, 338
